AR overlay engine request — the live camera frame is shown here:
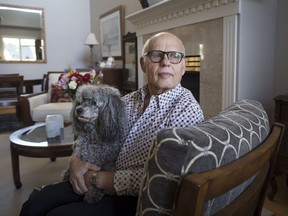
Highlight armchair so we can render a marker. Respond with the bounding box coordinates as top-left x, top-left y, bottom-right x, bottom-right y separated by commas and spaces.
19, 72, 73, 126
137, 99, 285, 215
